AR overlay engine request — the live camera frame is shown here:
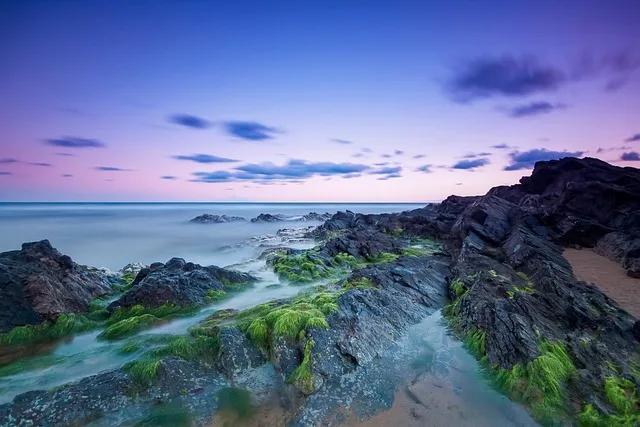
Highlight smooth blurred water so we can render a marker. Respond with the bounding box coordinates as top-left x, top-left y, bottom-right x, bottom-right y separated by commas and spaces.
0, 203, 422, 270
